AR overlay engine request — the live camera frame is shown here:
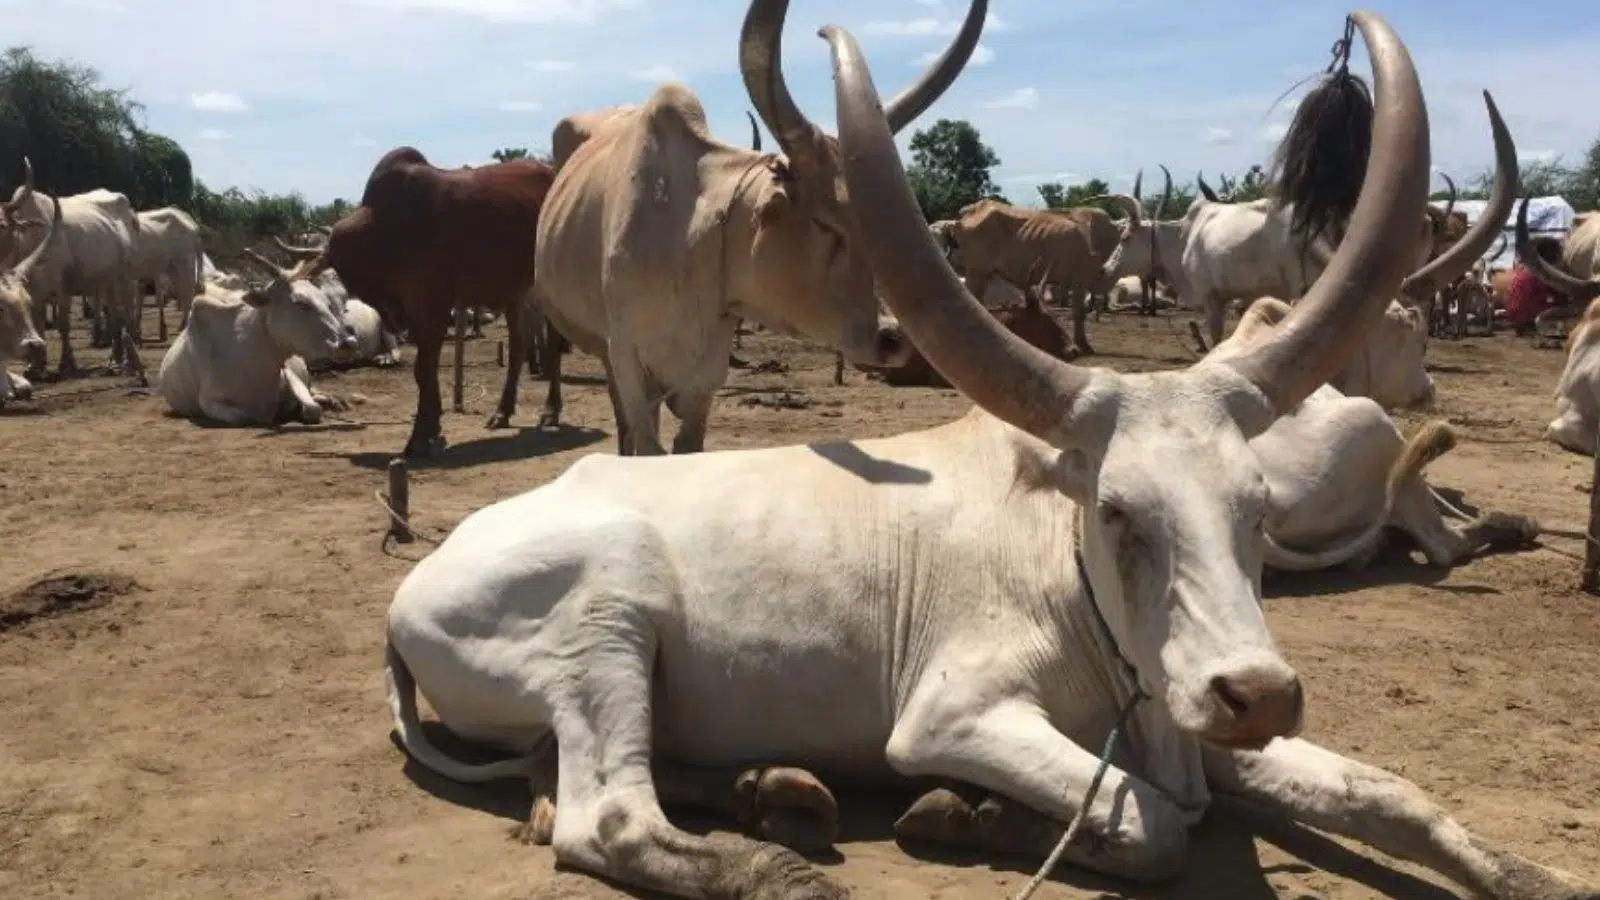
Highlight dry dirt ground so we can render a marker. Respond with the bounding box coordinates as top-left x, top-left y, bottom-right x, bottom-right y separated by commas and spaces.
2, 301, 1597, 900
